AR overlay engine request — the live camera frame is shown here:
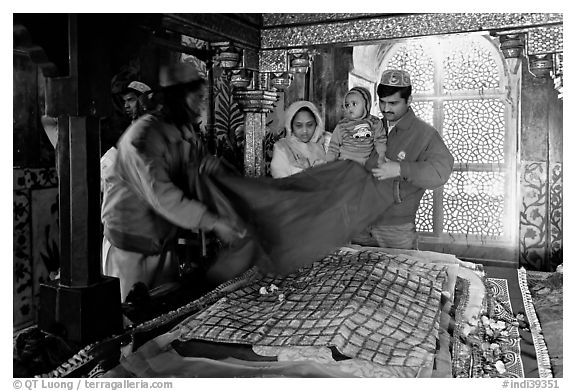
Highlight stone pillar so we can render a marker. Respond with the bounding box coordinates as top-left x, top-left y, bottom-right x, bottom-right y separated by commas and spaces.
37, 14, 123, 346
515, 26, 564, 271
233, 85, 279, 177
